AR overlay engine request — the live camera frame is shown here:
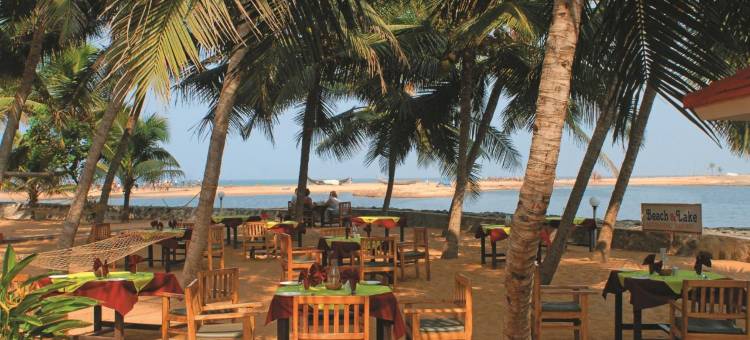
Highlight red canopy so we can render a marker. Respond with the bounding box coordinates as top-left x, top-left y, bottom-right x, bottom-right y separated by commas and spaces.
683, 67, 750, 121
